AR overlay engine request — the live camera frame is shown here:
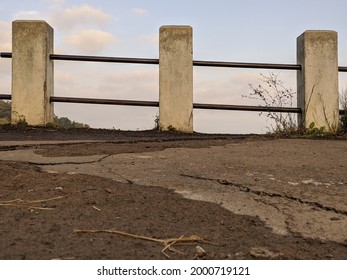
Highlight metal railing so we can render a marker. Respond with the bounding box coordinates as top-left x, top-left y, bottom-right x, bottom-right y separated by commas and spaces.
1, 51, 347, 114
